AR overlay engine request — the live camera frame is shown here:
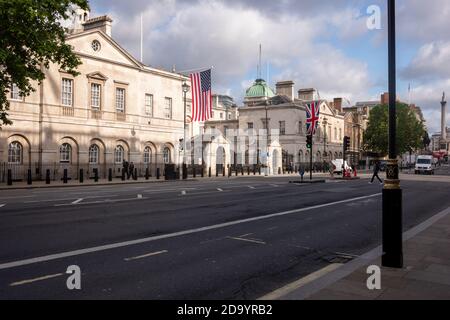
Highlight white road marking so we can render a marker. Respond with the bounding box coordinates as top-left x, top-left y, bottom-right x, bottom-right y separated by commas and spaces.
248, 186, 256, 189
25, 195, 117, 204
9, 273, 64, 287
54, 197, 148, 207
0, 193, 381, 271
228, 237, 266, 245
144, 188, 197, 194
181, 190, 187, 196
258, 263, 343, 300
124, 250, 168, 262
217, 188, 224, 192
71, 198, 83, 205
0, 204, 5, 208
137, 194, 143, 199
